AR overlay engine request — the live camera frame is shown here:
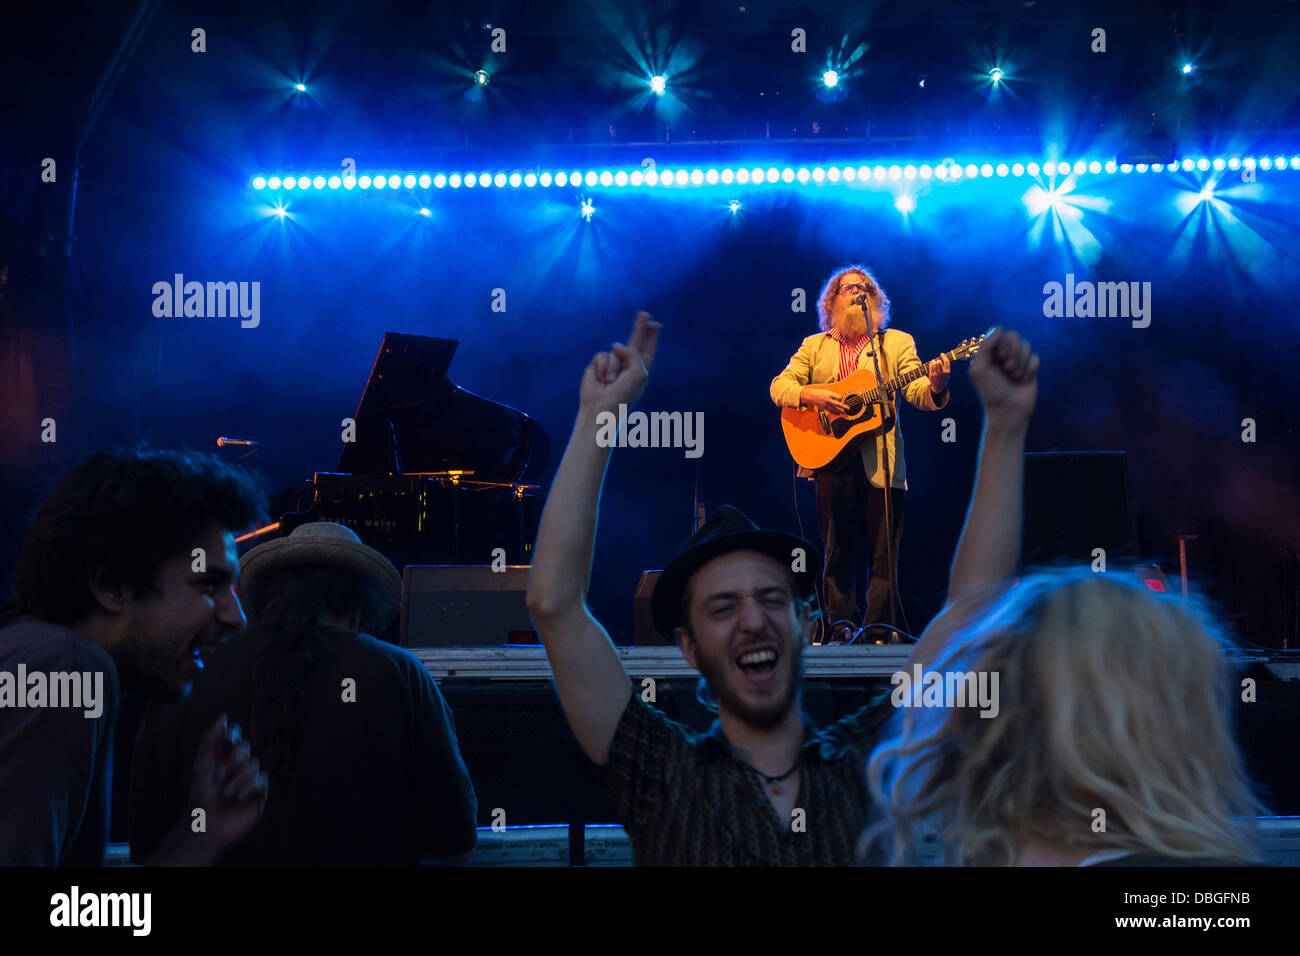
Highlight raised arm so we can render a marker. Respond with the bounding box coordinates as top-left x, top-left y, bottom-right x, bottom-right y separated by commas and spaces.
909, 328, 1038, 668
526, 312, 661, 766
